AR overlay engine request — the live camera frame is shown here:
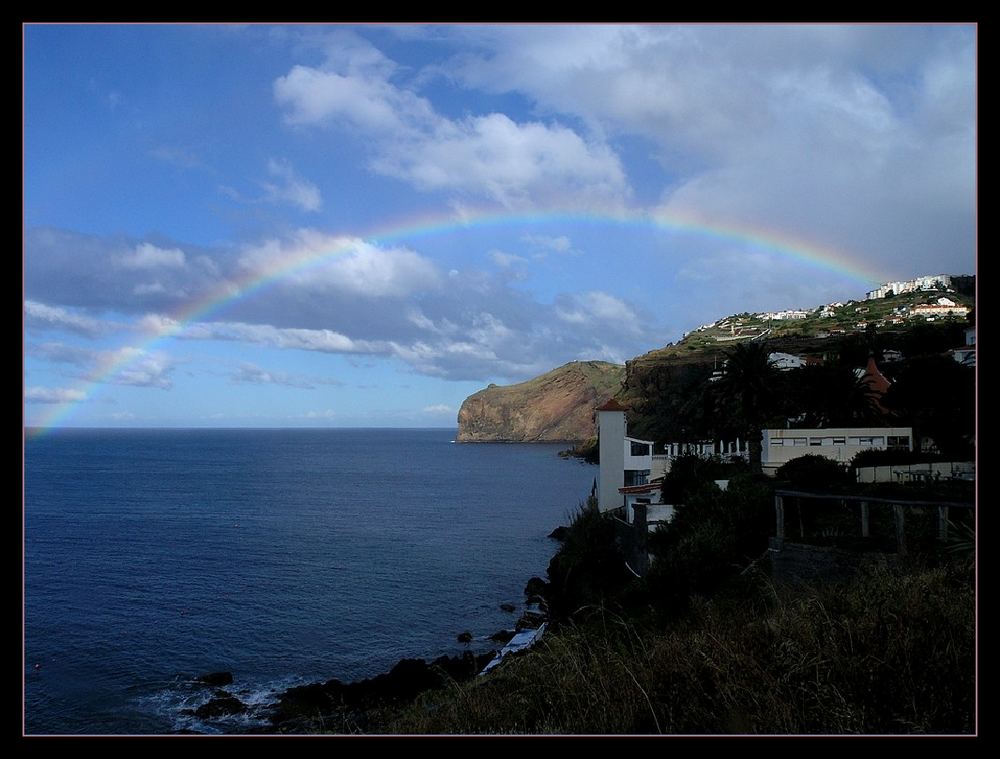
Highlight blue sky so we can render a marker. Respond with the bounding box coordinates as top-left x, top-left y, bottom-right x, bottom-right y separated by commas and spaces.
23, 24, 976, 429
